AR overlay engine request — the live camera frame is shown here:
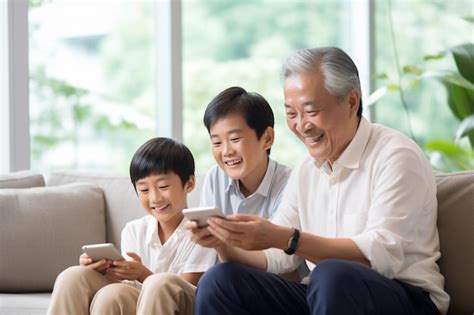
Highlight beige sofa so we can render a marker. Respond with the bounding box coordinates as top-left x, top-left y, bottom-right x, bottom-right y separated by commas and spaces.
0, 170, 473, 314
